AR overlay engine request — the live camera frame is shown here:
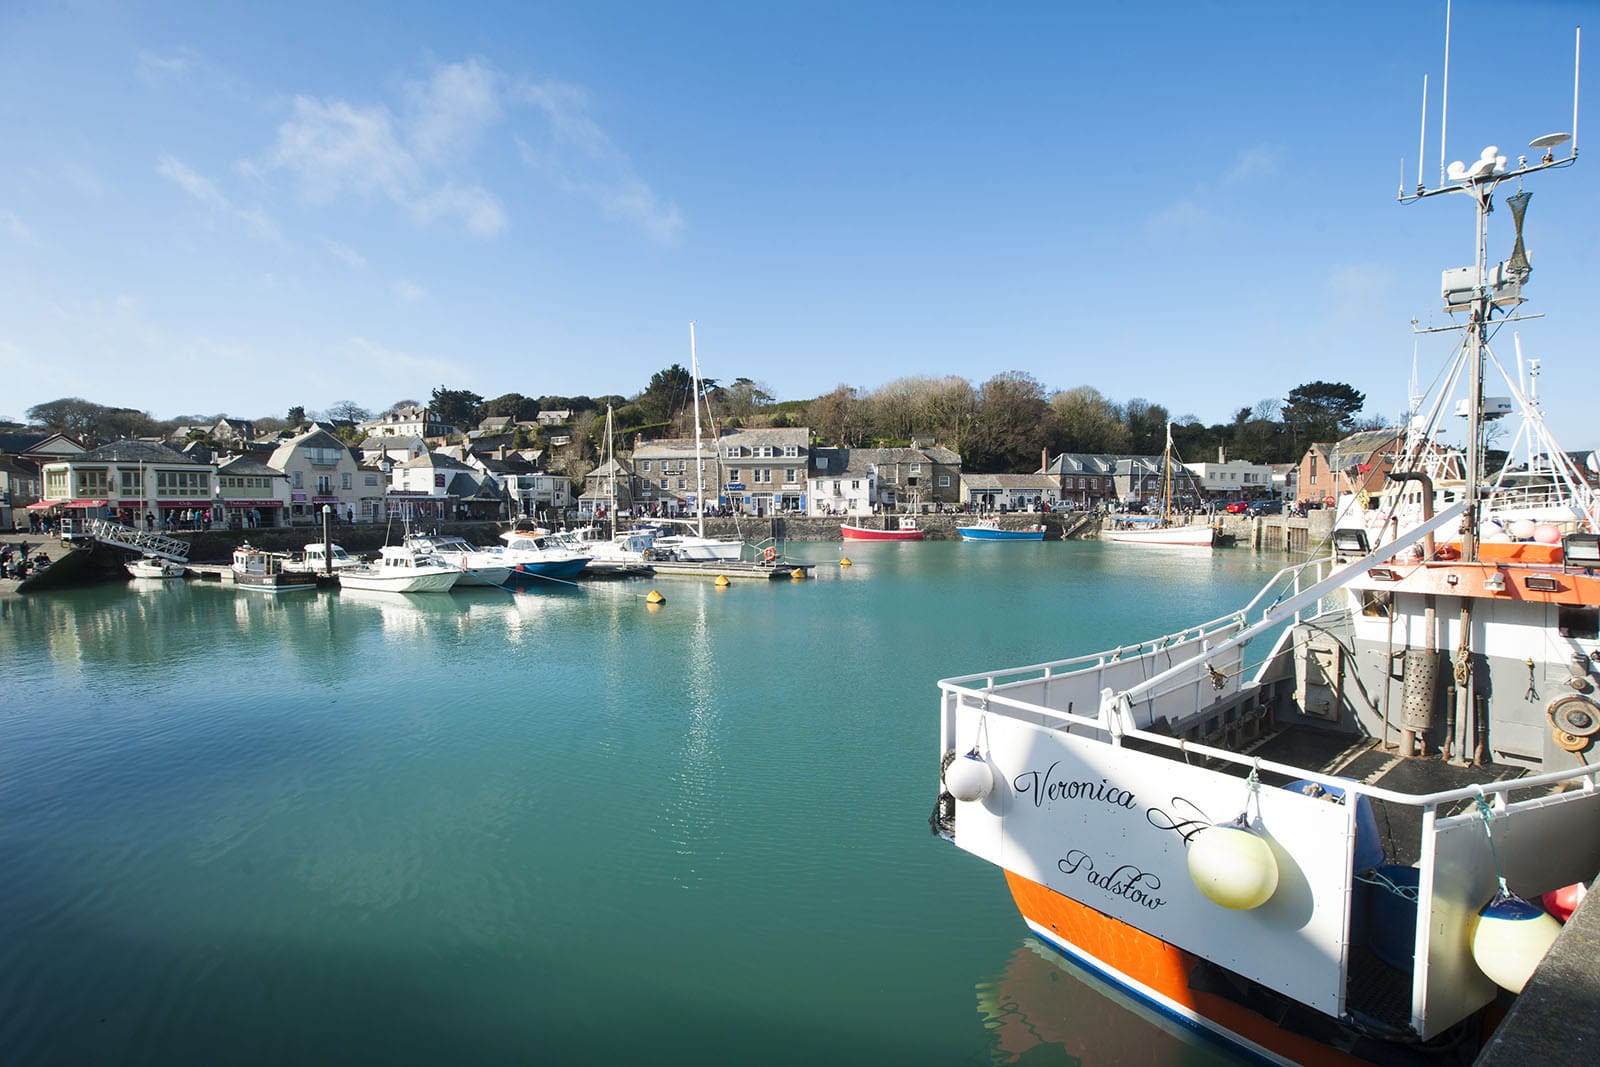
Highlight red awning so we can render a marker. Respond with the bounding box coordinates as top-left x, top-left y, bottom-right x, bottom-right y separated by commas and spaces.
25, 500, 59, 510
63, 499, 109, 508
